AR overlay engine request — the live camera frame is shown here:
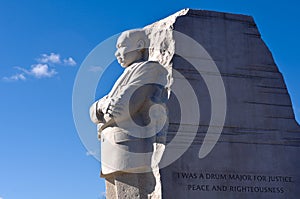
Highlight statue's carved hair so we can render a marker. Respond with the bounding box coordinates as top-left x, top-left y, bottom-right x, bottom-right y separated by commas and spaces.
123, 29, 150, 49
